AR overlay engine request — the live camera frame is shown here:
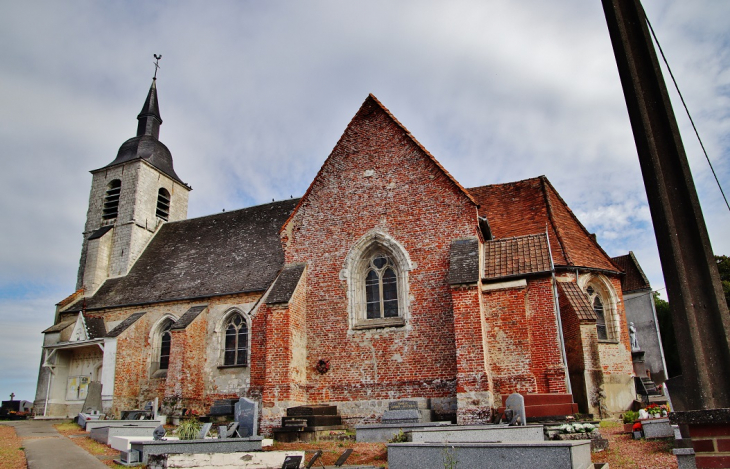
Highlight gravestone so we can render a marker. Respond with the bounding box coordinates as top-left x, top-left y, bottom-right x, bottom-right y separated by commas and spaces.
389, 400, 419, 411
235, 397, 259, 437
281, 455, 303, 469
82, 381, 103, 413
198, 422, 213, 439
153, 425, 166, 441
505, 393, 526, 426
381, 400, 427, 424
